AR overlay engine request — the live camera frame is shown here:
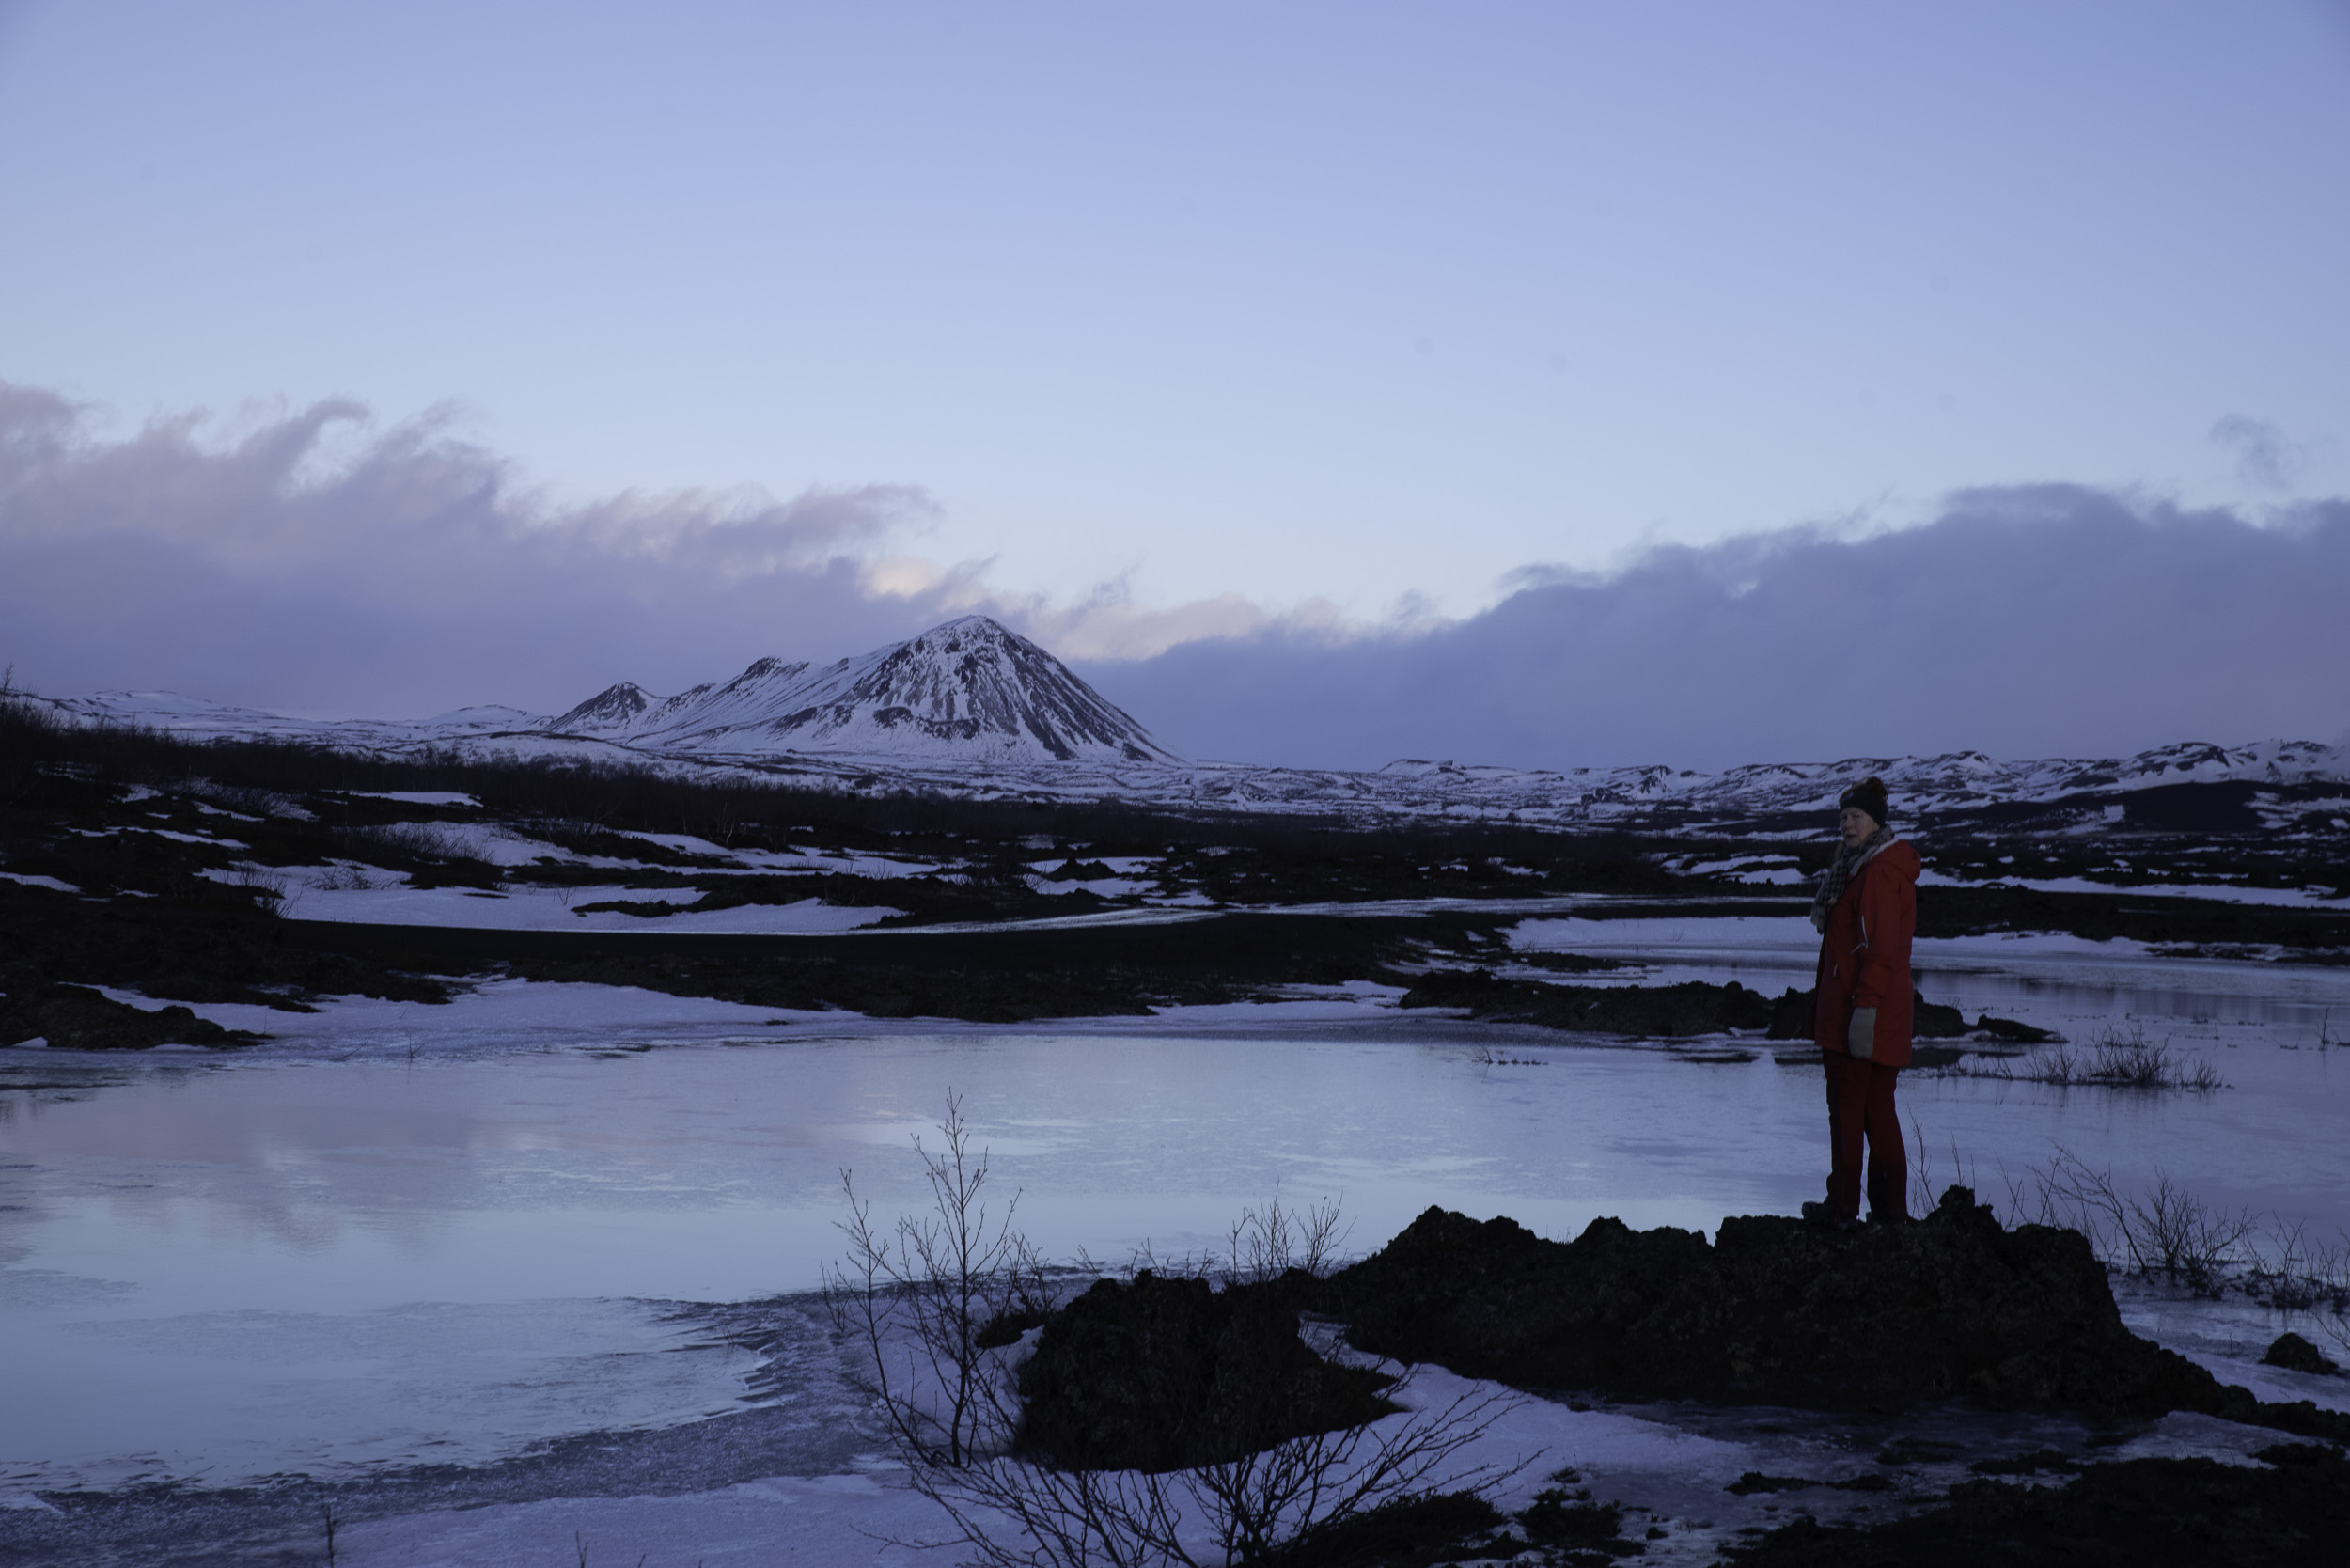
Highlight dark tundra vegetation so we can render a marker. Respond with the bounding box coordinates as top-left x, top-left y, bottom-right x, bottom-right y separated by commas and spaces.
5, 696, 2345, 1051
